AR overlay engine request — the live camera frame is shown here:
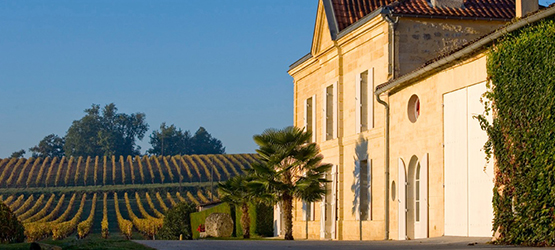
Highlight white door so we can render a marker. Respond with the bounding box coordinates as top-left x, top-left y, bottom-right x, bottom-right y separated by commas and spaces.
444, 87, 469, 236
443, 82, 493, 237
467, 83, 494, 237
415, 154, 428, 239
398, 158, 406, 240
